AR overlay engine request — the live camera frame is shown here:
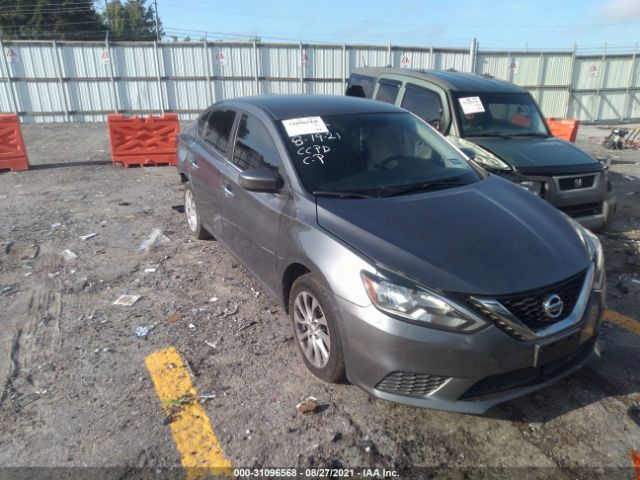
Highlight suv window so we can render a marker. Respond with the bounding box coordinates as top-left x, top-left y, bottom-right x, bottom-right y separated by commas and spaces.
375, 80, 400, 104
401, 84, 444, 131
201, 109, 236, 153
232, 113, 281, 172
346, 74, 375, 98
